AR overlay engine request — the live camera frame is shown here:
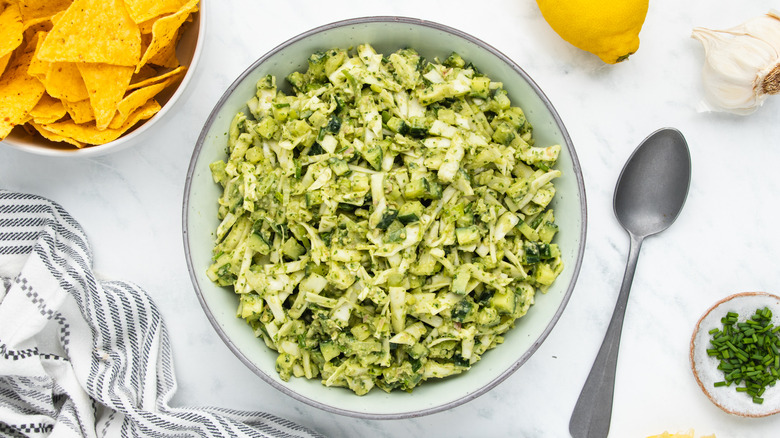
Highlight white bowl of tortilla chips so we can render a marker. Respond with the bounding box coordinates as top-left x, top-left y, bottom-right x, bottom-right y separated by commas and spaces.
0, 0, 203, 156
